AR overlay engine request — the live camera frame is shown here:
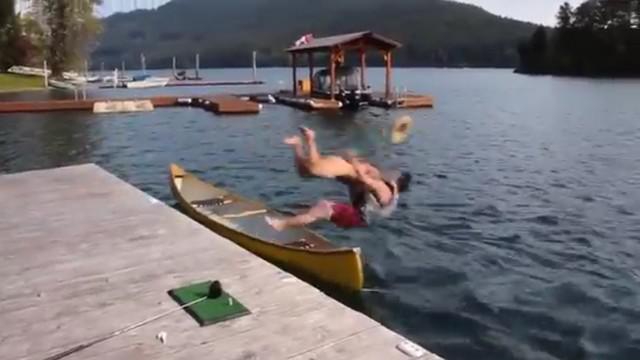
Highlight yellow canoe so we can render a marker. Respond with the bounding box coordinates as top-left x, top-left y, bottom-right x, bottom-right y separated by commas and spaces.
169, 164, 364, 292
